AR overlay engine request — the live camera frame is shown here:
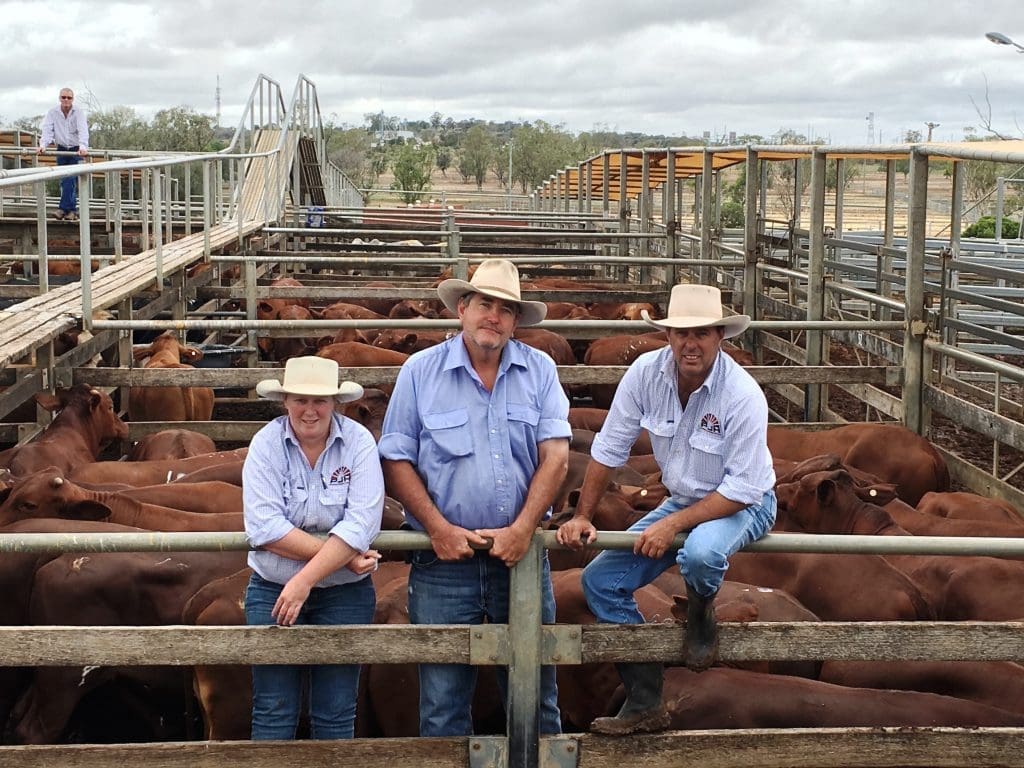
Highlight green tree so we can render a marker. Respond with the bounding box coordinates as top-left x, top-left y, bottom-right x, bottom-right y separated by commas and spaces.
511, 121, 578, 193
460, 124, 494, 190
963, 215, 1020, 239
150, 107, 218, 152
436, 147, 452, 177
391, 143, 434, 203
89, 106, 149, 150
